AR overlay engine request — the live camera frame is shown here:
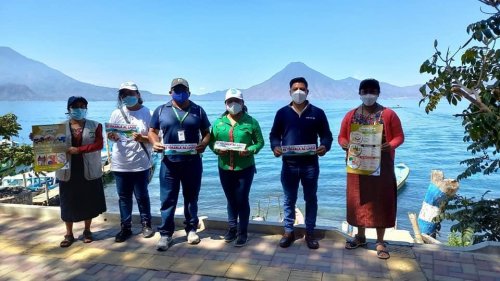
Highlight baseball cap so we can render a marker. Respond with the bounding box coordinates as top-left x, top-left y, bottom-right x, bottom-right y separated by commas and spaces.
171, 78, 189, 89
225, 88, 243, 102
119, 82, 138, 91
67, 96, 88, 109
